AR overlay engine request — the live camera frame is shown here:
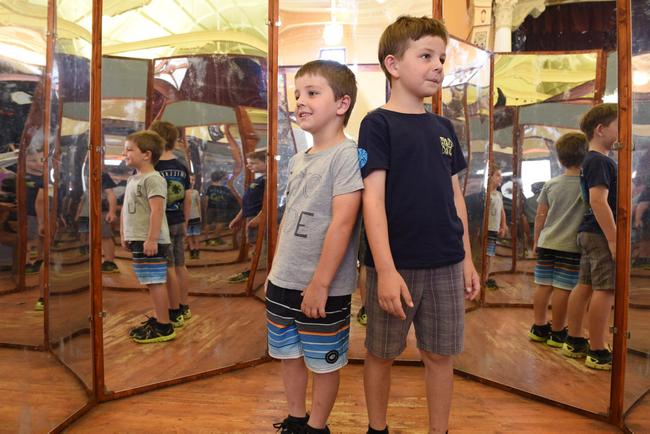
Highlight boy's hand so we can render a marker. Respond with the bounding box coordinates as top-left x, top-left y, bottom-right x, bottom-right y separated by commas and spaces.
301, 281, 328, 318
498, 225, 506, 238
463, 258, 481, 301
377, 269, 413, 320
247, 216, 259, 229
608, 239, 616, 261
121, 239, 128, 250
229, 216, 242, 230
105, 212, 116, 224
143, 240, 158, 256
